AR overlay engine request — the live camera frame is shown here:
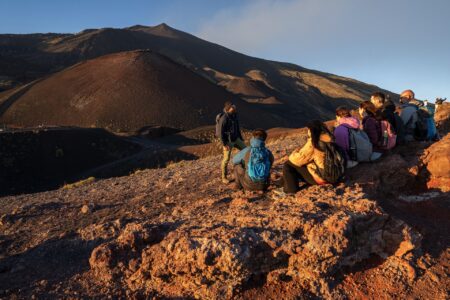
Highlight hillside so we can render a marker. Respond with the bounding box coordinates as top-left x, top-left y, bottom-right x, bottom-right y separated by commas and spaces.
0, 50, 280, 131
0, 24, 395, 130
0, 125, 448, 298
